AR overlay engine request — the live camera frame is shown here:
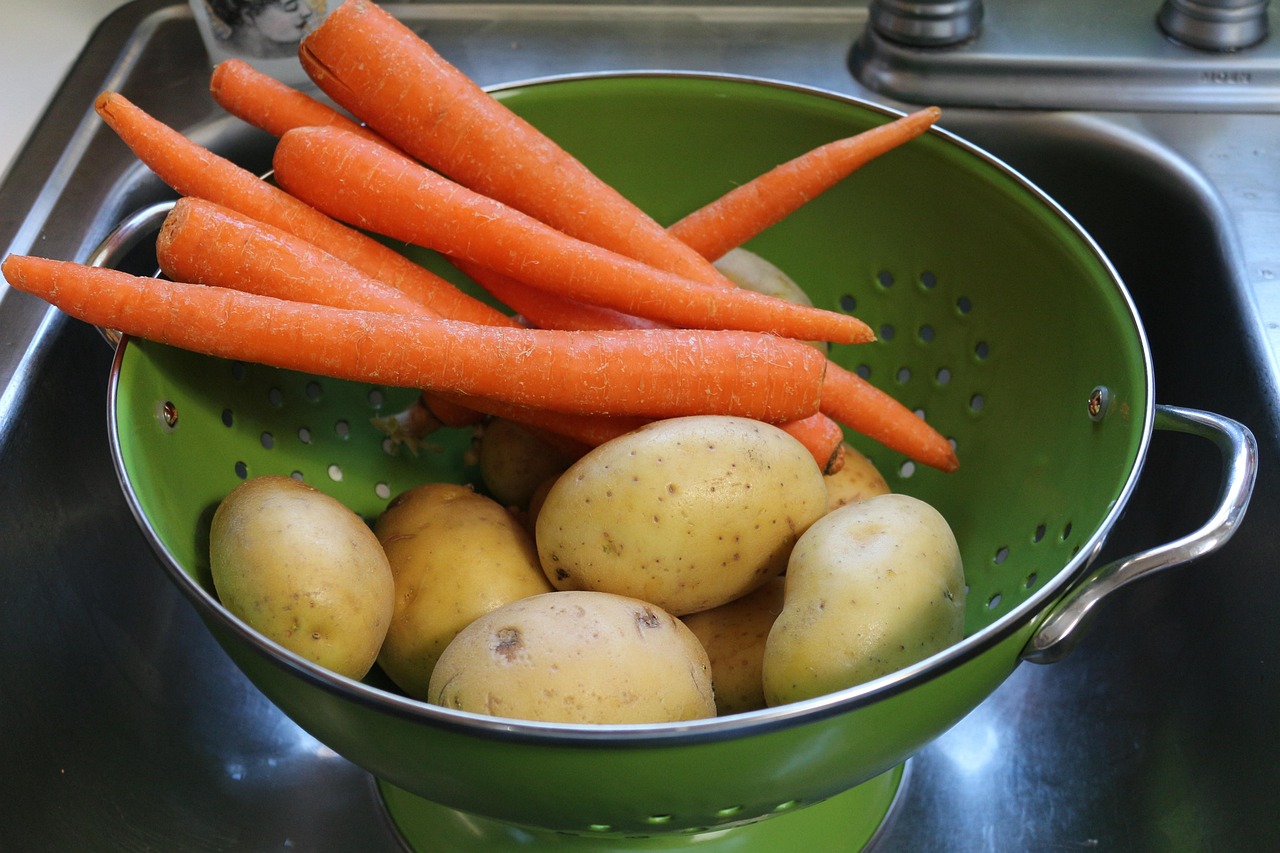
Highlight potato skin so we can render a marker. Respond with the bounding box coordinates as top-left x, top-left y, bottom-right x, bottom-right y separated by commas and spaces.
478, 418, 577, 510
209, 475, 394, 680
763, 493, 965, 706
535, 416, 828, 616
824, 443, 891, 513
374, 482, 554, 699
428, 590, 716, 724
681, 577, 785, 716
